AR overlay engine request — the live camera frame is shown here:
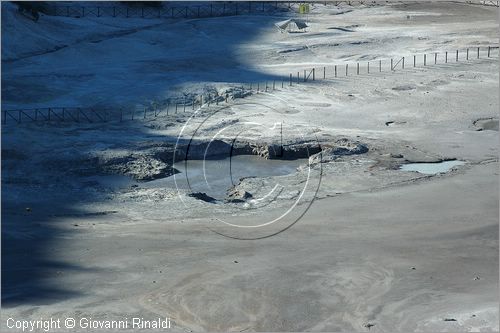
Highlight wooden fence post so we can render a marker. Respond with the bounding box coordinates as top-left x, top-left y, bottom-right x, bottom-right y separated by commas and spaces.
390, 58, 393, 70
402, 56, 405, 69
345, 64, 348, 76
323, 66, 326, 79
312, 68, 315, 80
477, 47, 480, 59
424, 54, 426, 66
357, 62, 359, 75
379, 60, 381, 72
466, 48, 469, 60
304, 69, 306, 82
413, 55, 416, 67
289, 73, 292, 86
456, 49, 458, 61
488, 46, 491, 57
335, 65, 337, 77
435, 52, 437, 64
367, 61, 370, 73
445, 51, 448, 63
